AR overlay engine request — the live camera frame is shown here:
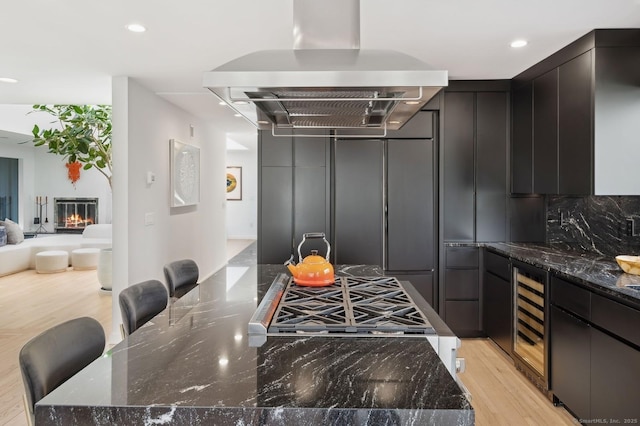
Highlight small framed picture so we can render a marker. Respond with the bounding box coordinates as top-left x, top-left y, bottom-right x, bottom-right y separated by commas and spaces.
170, 139, 200, 207
226, 166, 242, 201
